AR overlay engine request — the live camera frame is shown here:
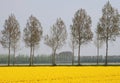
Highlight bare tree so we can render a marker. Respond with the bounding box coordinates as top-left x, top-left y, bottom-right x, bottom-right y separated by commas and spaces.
44, 18, 67, 66
70, 25, 77, 65
97, 1, 120, 65
71, 9, 93, 65
23, 15, 43, 66
11, 19, 21, 66
0, 14, 20, 66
